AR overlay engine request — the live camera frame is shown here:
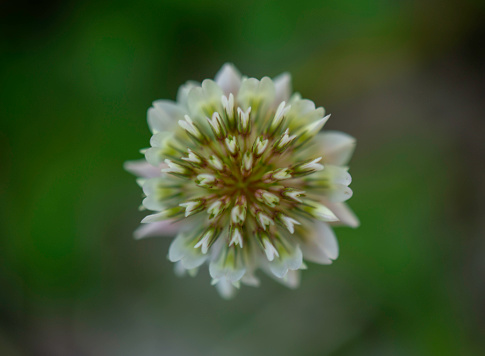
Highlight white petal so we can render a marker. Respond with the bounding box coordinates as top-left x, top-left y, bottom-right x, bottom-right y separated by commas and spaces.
214, 63, 242, 96
315, 221, 339, 260
241, 272, 260, 287
300, 243, 332, 265
173, 260, 186, 277
300, 221, 339, 264
142, 195, 165, 211
147, 100, 186, 134
285, 97, 324, 131
124, 160, 161, 178
315, 131, 356, 165
273, 72, 292, 104
268, 244, 303, 278
237, 77, 276, 111
214, 277, 237, 299
209, 260, 246, 283
280, 269, 301, 289
187, 79, 224, 120
327, 184, 353, 203
168, 233, 208, 269
134, 220, 181, 239
209, 247, 246, 283
176, 81, 199, 108
144, 147, 163, 166
324, 201, 360, 228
